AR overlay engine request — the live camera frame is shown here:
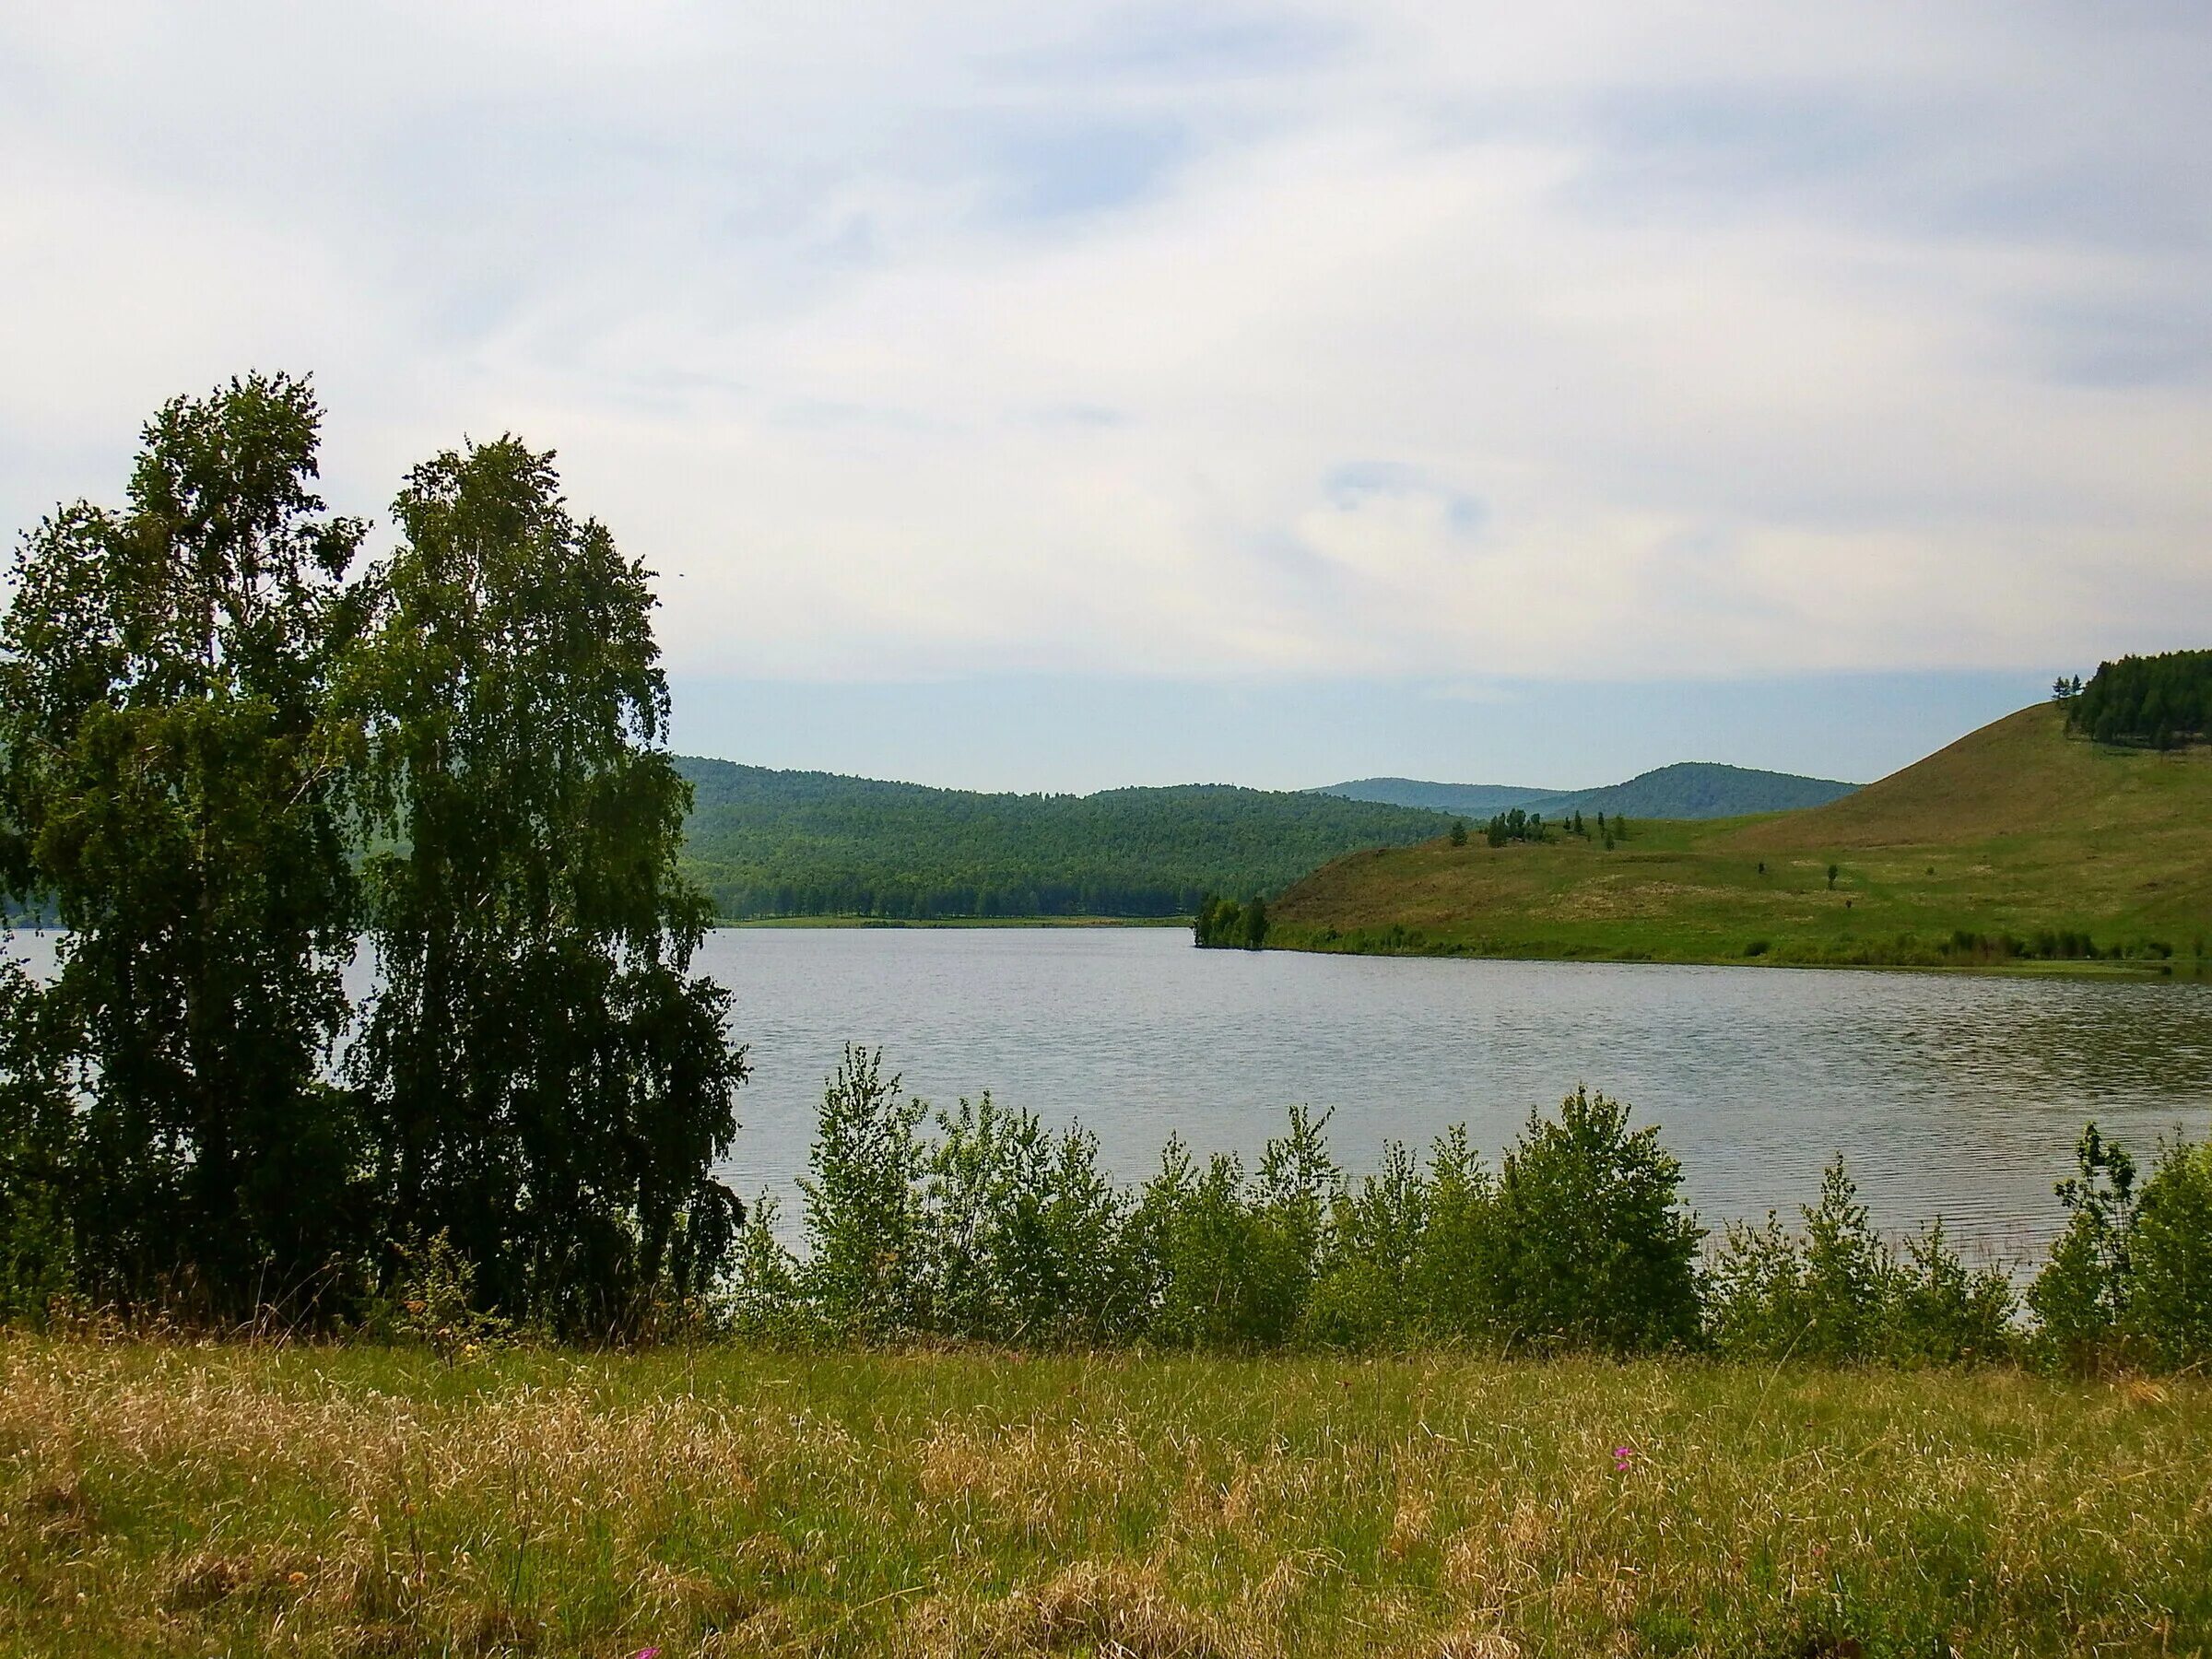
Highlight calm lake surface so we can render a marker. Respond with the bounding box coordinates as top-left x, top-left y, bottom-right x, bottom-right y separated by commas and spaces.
700, 926, 2212, 1259
9, 924, 2208, 1257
